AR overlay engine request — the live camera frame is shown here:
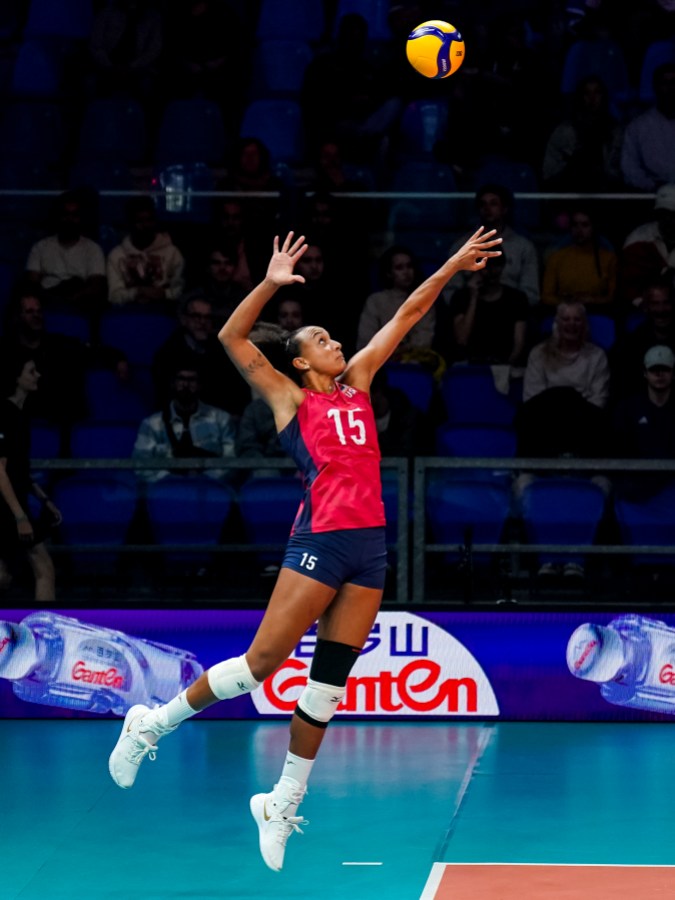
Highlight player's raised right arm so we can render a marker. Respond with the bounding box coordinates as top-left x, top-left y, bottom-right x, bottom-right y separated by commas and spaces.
218, 233, 307, 405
